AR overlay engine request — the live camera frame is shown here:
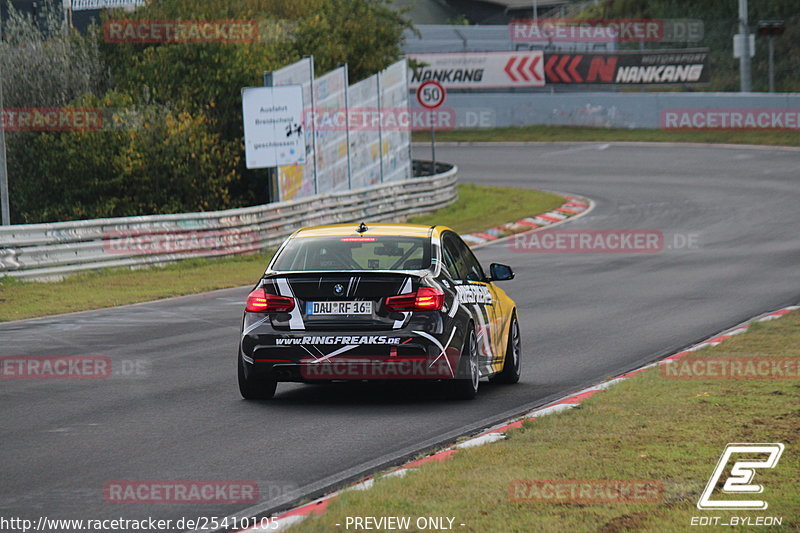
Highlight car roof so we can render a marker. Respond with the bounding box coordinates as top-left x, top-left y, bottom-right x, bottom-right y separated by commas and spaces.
291, 223, 451, 239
